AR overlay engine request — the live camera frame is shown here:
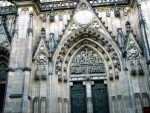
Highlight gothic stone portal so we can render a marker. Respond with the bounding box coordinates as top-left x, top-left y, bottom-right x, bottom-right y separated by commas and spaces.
70, 48, 109, 113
